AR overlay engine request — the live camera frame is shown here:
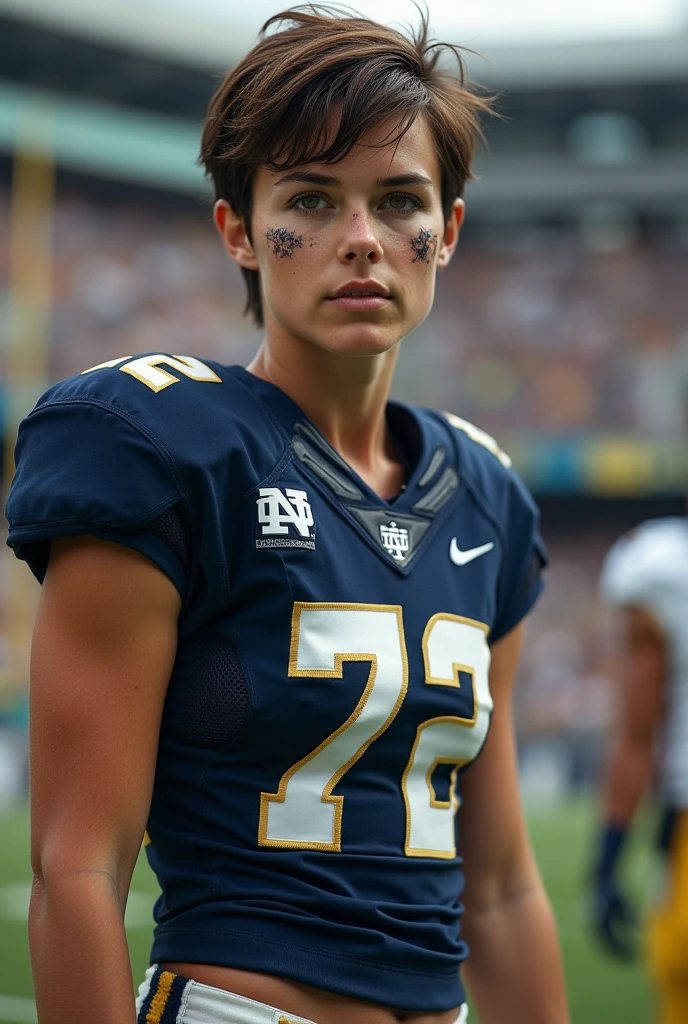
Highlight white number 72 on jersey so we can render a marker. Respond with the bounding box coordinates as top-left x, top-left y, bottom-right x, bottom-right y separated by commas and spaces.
259, 603, 492, 859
